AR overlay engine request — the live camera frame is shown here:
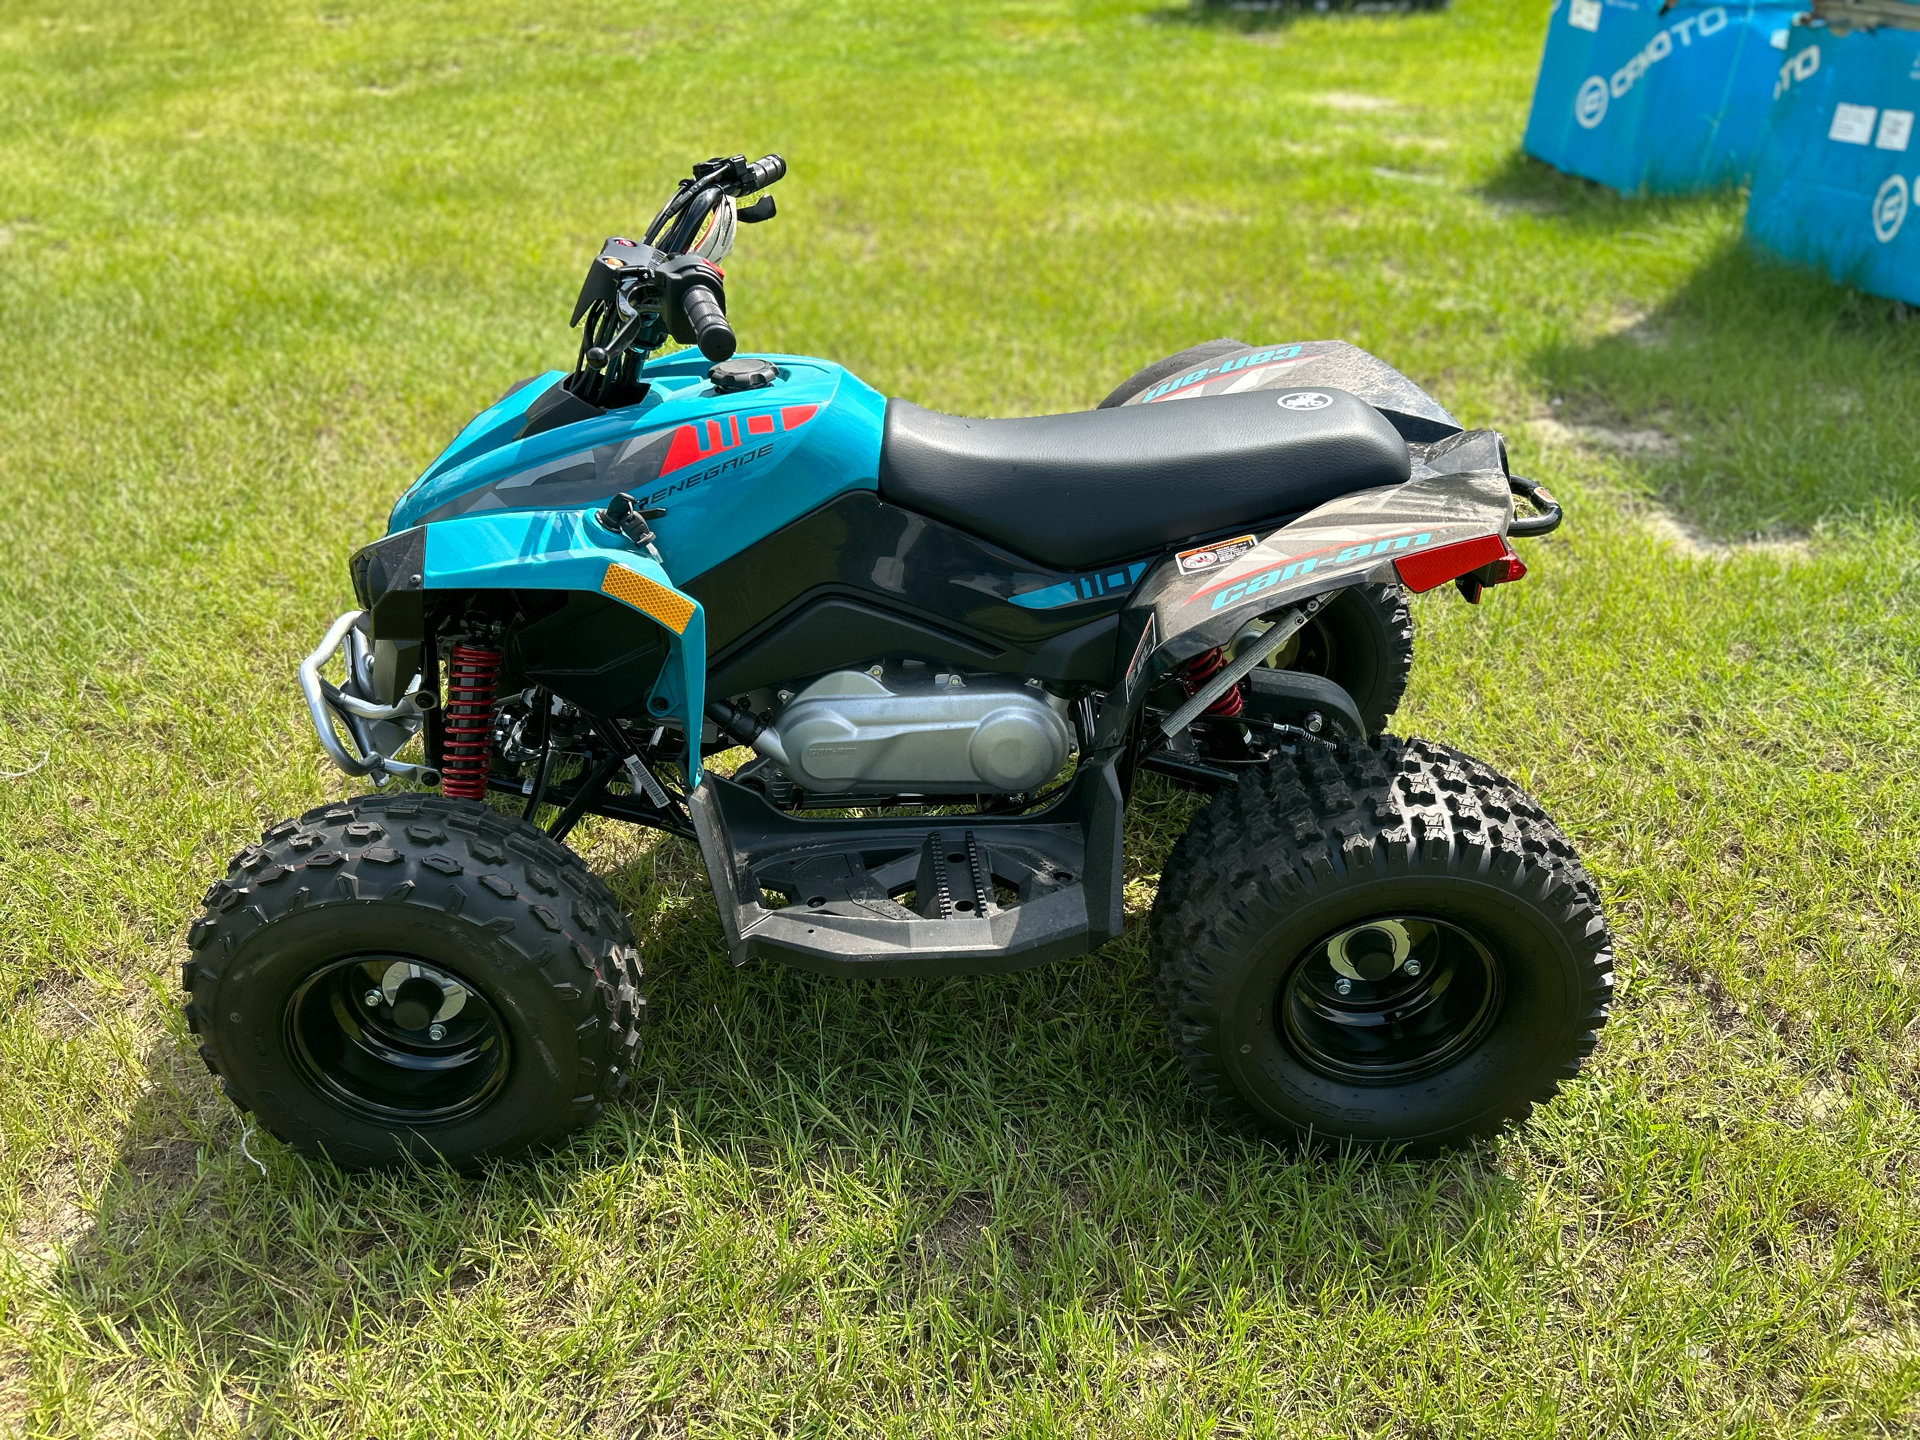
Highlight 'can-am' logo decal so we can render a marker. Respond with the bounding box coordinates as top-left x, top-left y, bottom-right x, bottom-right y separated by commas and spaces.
1137, 345, 1305, 404
1189, 531, 1434, 611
